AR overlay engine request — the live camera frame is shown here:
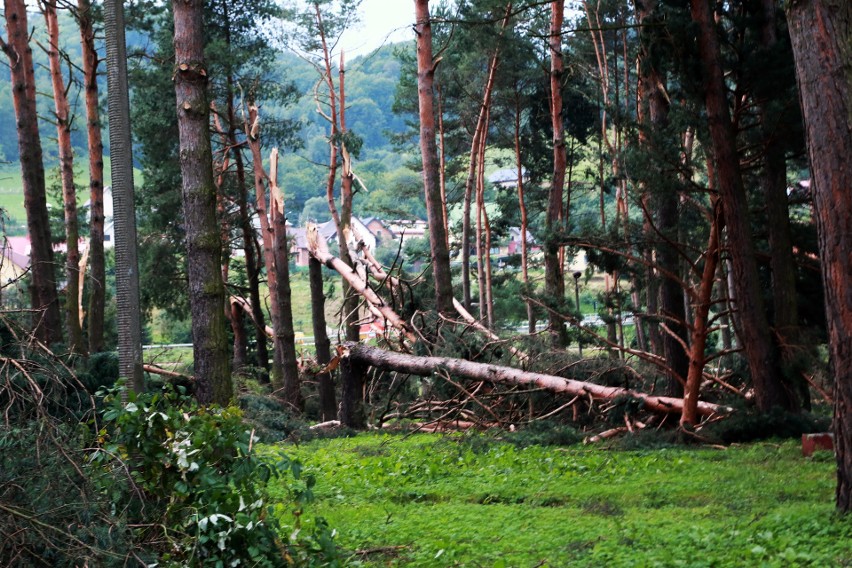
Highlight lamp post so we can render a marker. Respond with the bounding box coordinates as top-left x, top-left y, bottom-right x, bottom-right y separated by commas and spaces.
573, 271, 582, 358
